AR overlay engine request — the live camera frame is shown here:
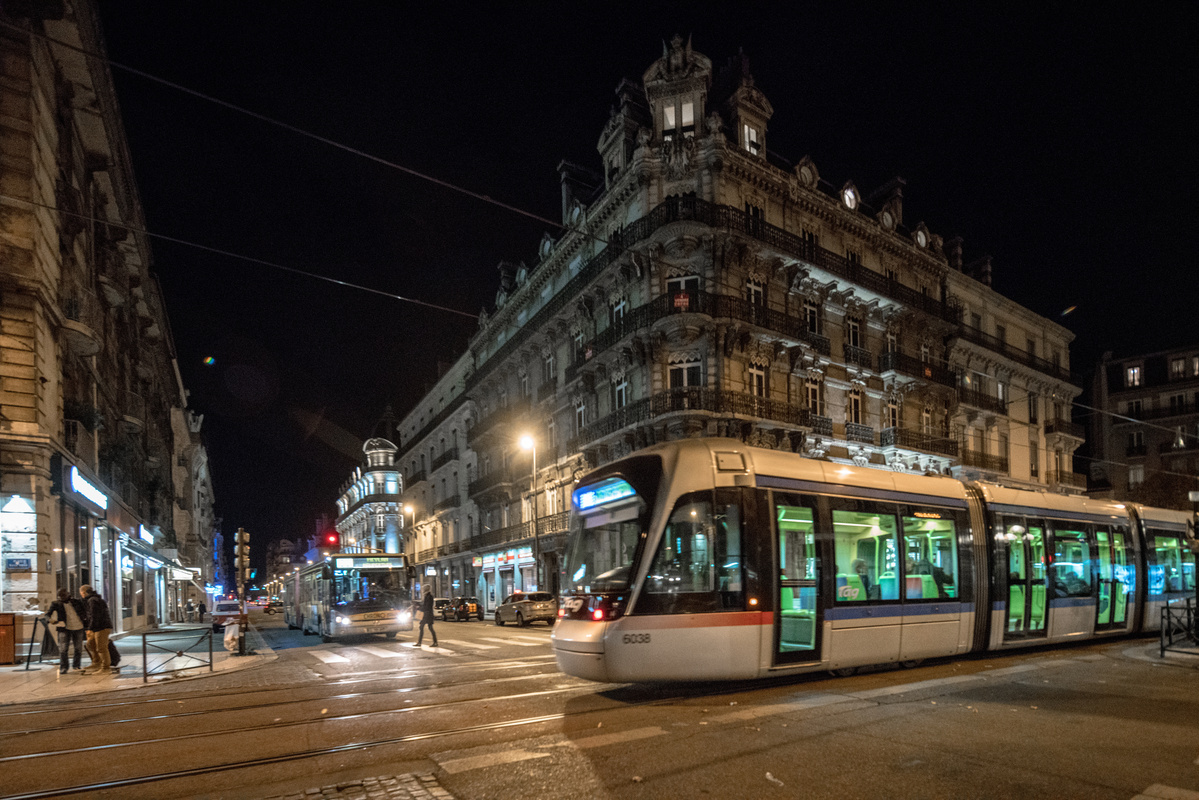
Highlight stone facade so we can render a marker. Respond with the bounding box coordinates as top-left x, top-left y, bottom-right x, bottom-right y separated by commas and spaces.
393, 37, 1083, 613
0, 1, 213, 635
